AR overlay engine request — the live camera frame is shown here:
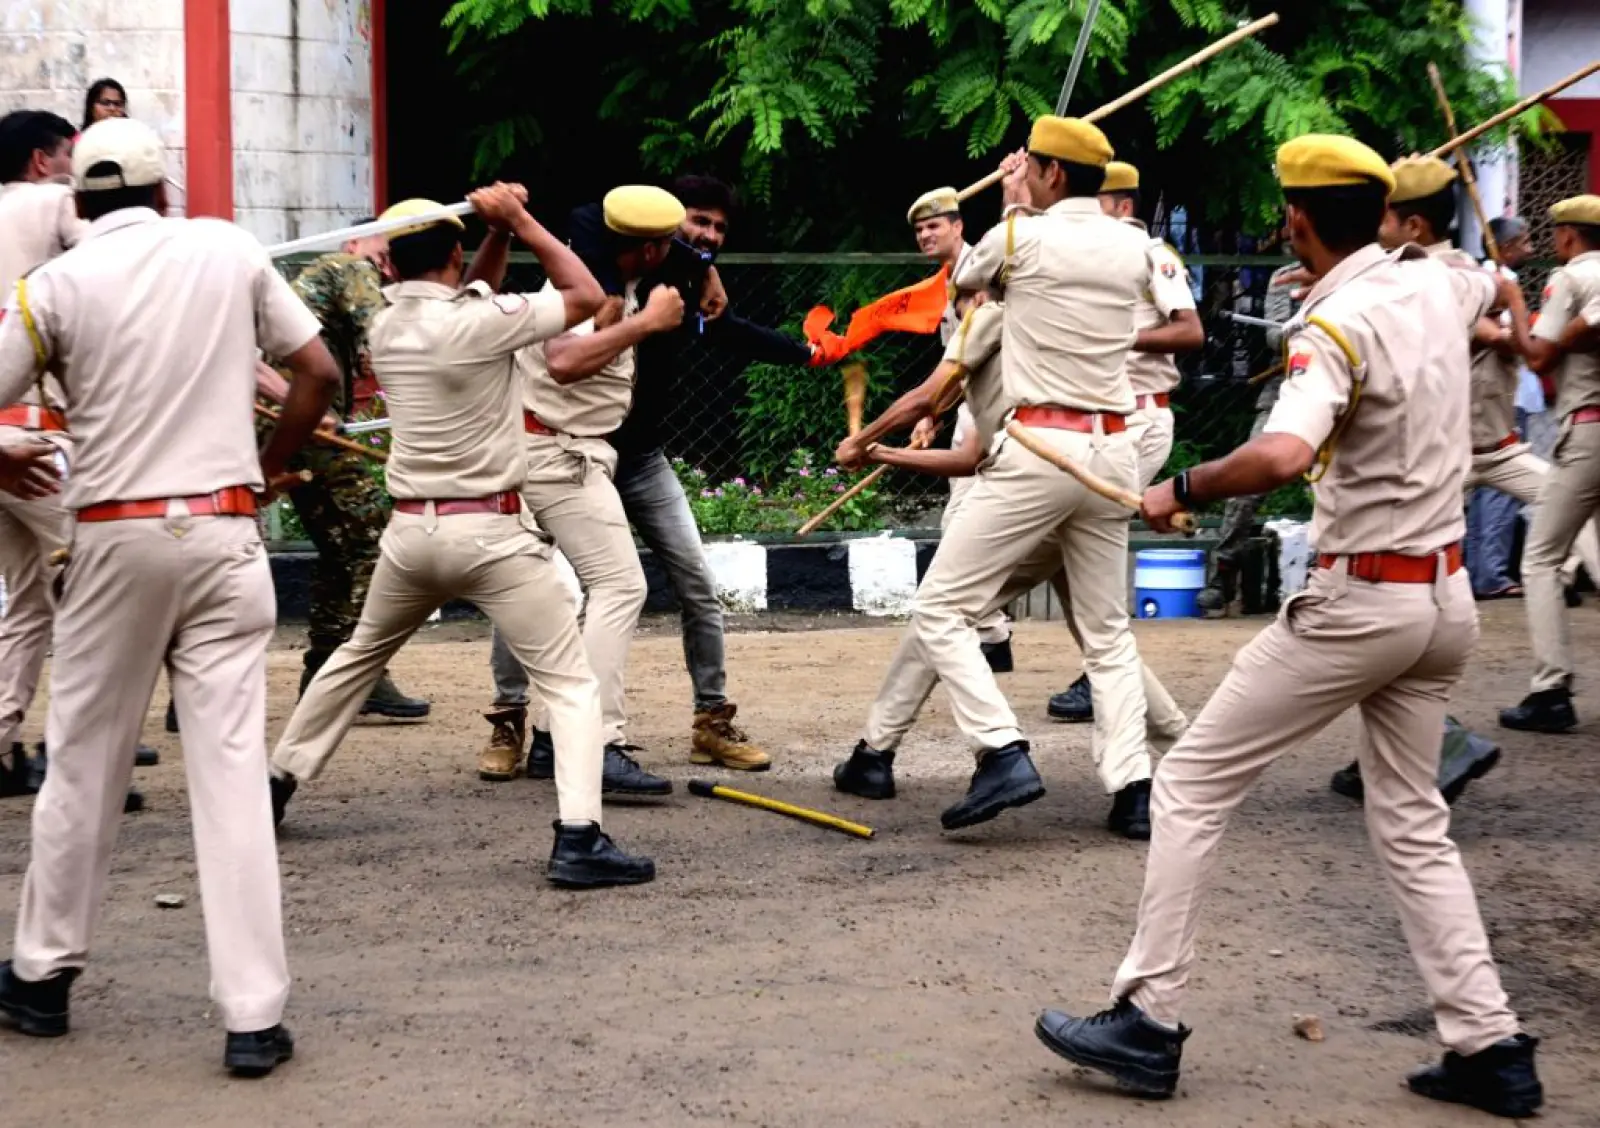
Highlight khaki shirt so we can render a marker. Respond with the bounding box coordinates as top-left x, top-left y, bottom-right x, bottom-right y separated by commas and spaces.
0, 179, 88, 411
954, 197, 1148, 415
938, 243, 974, 345
1122, 218, 1196, 396
1533, 250, 1600, 418
945, 299, 1006, 510
1422, 241, 1518, 451
370, 280, 569, 500
518, 282, 640, 438
1266, 242, 1496, 555
0, 208, 322, 507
